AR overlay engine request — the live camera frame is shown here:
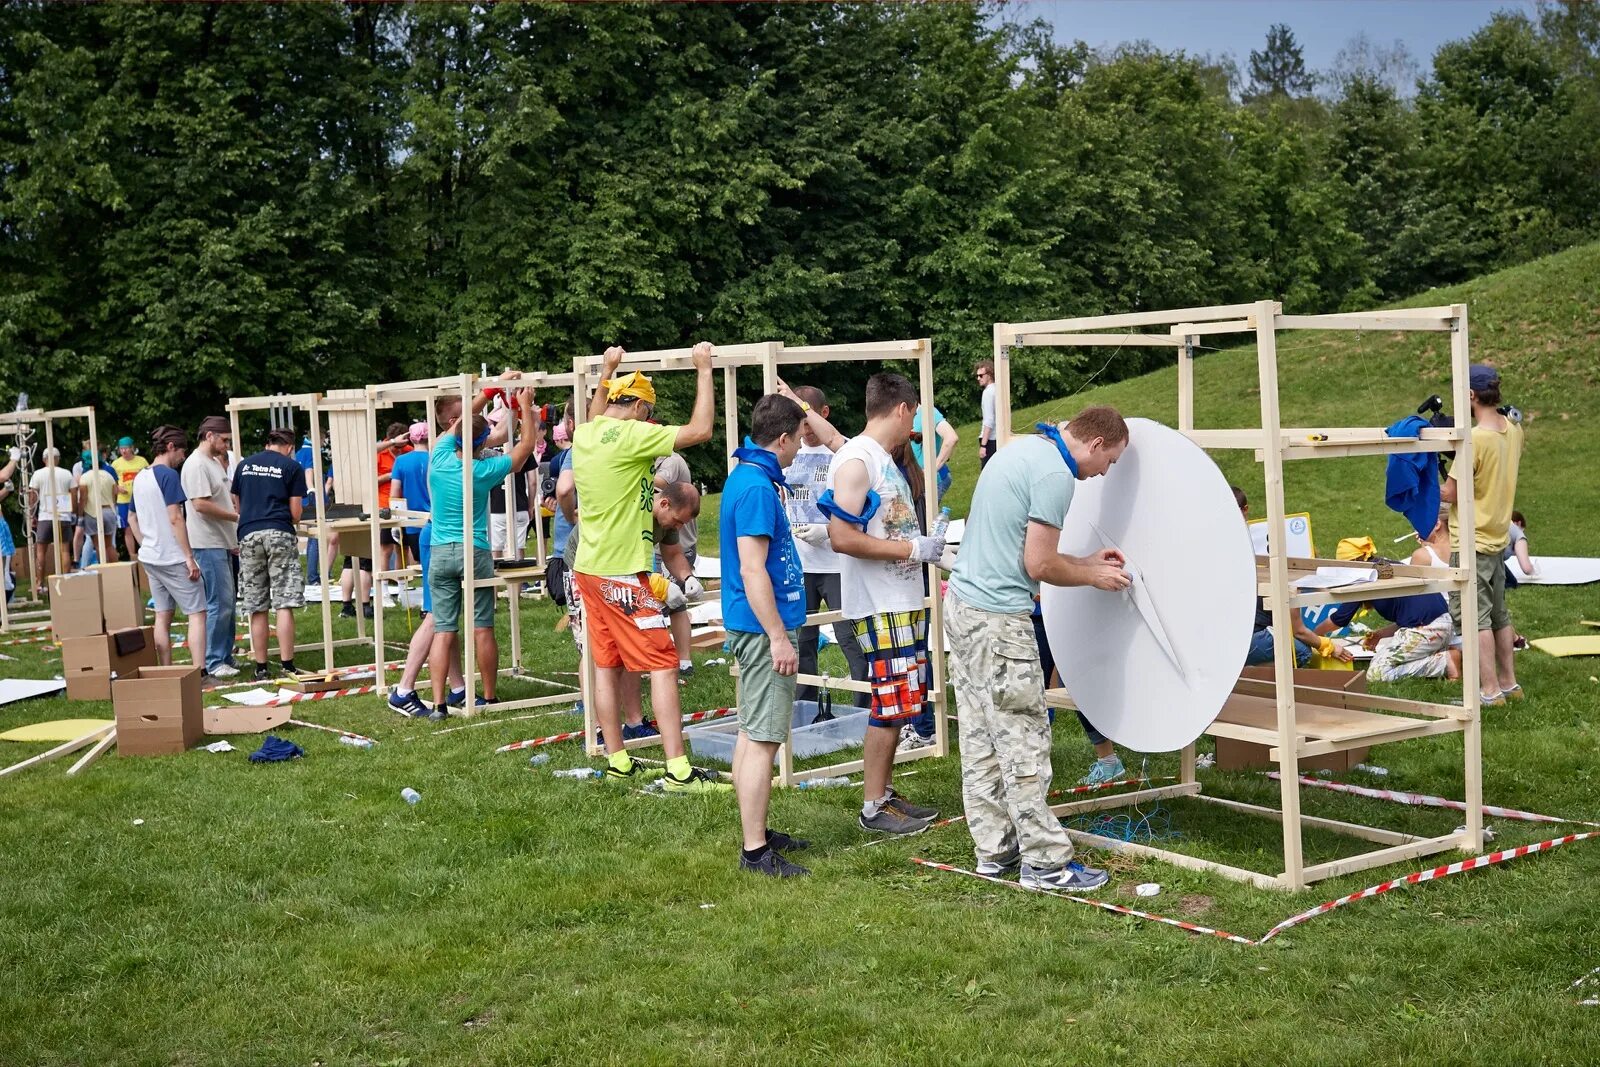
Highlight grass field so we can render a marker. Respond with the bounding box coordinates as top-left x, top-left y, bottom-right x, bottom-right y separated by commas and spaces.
2, 243, 1599, 1065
